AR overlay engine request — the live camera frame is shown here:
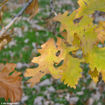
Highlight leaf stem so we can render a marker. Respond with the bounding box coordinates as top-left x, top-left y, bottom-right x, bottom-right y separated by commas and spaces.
0, 0, 33, 37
